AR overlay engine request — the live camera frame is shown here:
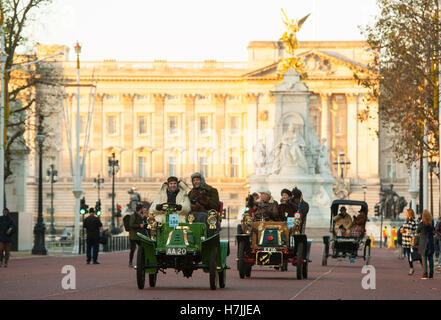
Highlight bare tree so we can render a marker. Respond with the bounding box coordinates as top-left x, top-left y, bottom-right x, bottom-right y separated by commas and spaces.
1, 0, 63, 183
355, 0, 440, 166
